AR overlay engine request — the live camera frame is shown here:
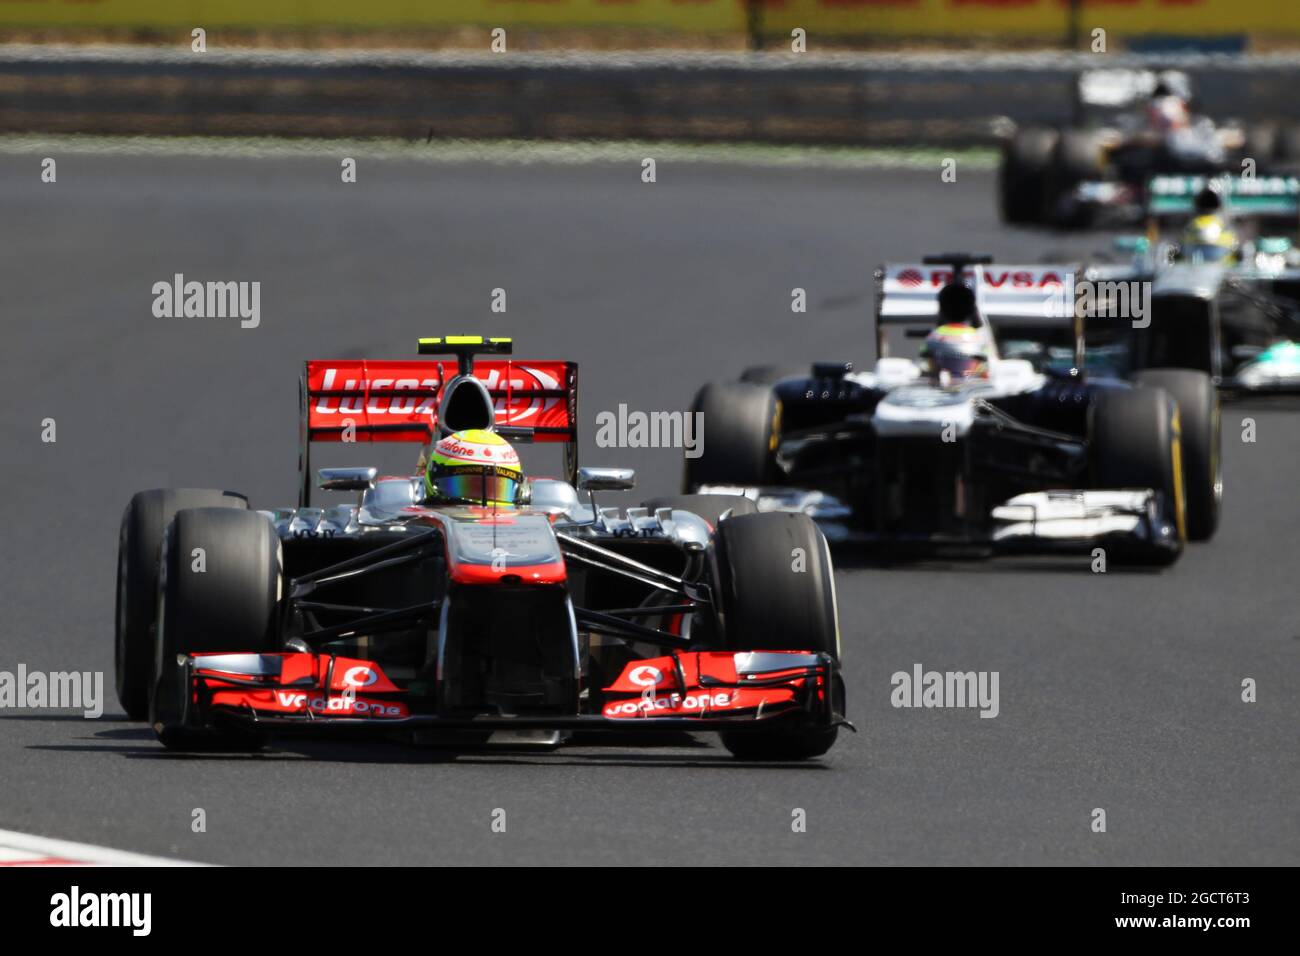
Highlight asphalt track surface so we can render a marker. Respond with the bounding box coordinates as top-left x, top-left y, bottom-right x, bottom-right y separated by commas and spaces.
1, 151, 1296, 866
